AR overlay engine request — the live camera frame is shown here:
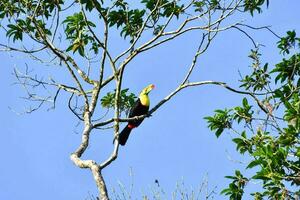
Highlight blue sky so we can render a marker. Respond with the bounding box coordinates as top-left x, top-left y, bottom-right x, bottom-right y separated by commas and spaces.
1, 1, 300, 199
